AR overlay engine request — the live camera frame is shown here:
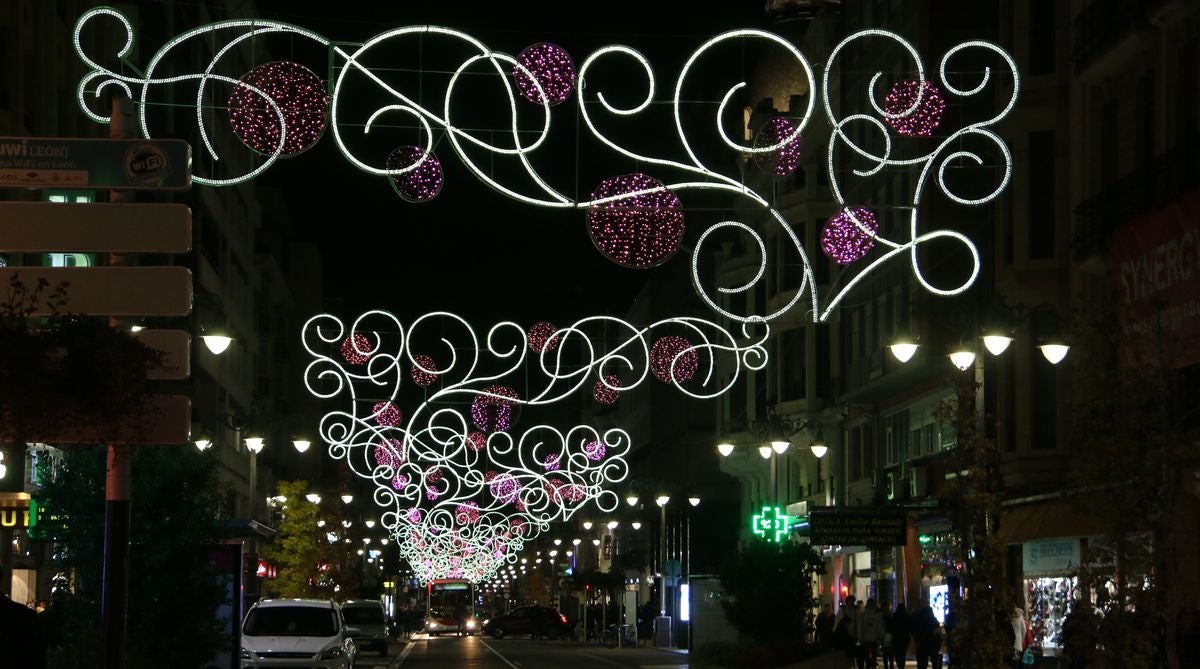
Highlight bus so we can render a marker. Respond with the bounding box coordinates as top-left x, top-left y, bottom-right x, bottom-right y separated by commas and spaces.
425, 578, 477, 635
